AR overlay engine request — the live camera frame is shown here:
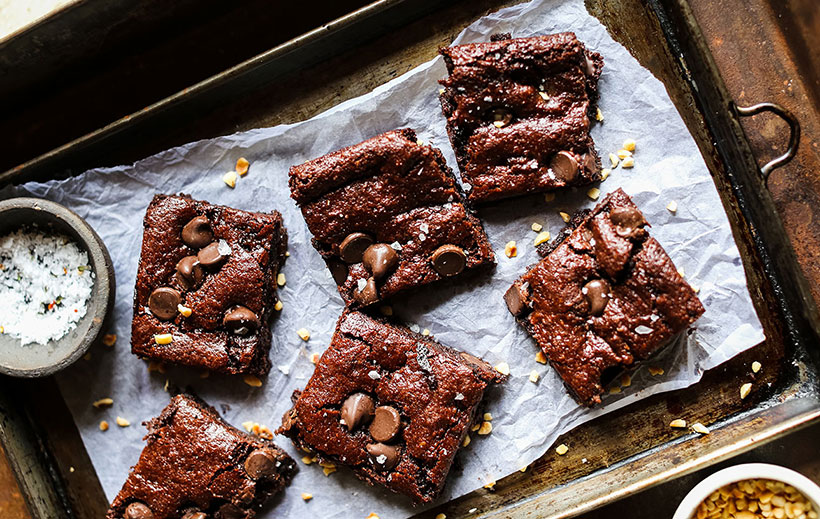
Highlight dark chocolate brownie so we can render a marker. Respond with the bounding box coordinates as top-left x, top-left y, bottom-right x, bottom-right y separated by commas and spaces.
504, 188, 704, 406
107, 394, 296, 519
439, 33, 604, 203
131, 194, 287, 375
289, 128, 494, 307
278, 310, 506, 503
